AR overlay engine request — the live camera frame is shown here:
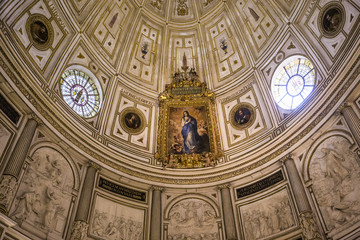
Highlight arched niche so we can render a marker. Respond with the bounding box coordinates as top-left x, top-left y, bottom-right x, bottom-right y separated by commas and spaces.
303, 130, 360, 237
163, 194, 222, 240
8, 143, 80, 239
